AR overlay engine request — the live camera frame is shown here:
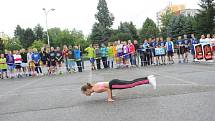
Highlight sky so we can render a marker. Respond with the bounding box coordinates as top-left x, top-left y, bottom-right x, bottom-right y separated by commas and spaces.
0, 0, 199, 37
